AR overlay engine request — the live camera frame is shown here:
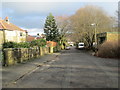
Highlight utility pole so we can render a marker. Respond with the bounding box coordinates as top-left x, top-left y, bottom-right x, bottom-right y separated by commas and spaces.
94, 26, 97, 44
91, 23, 97, 44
